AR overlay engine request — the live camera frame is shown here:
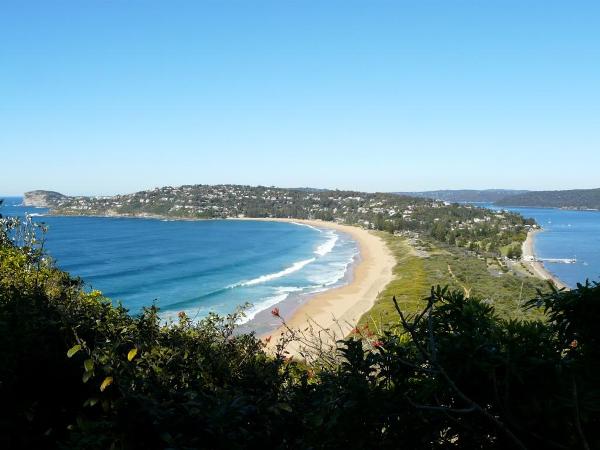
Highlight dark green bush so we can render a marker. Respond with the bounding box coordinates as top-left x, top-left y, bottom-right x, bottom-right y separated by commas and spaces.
1, 216, 599, 449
